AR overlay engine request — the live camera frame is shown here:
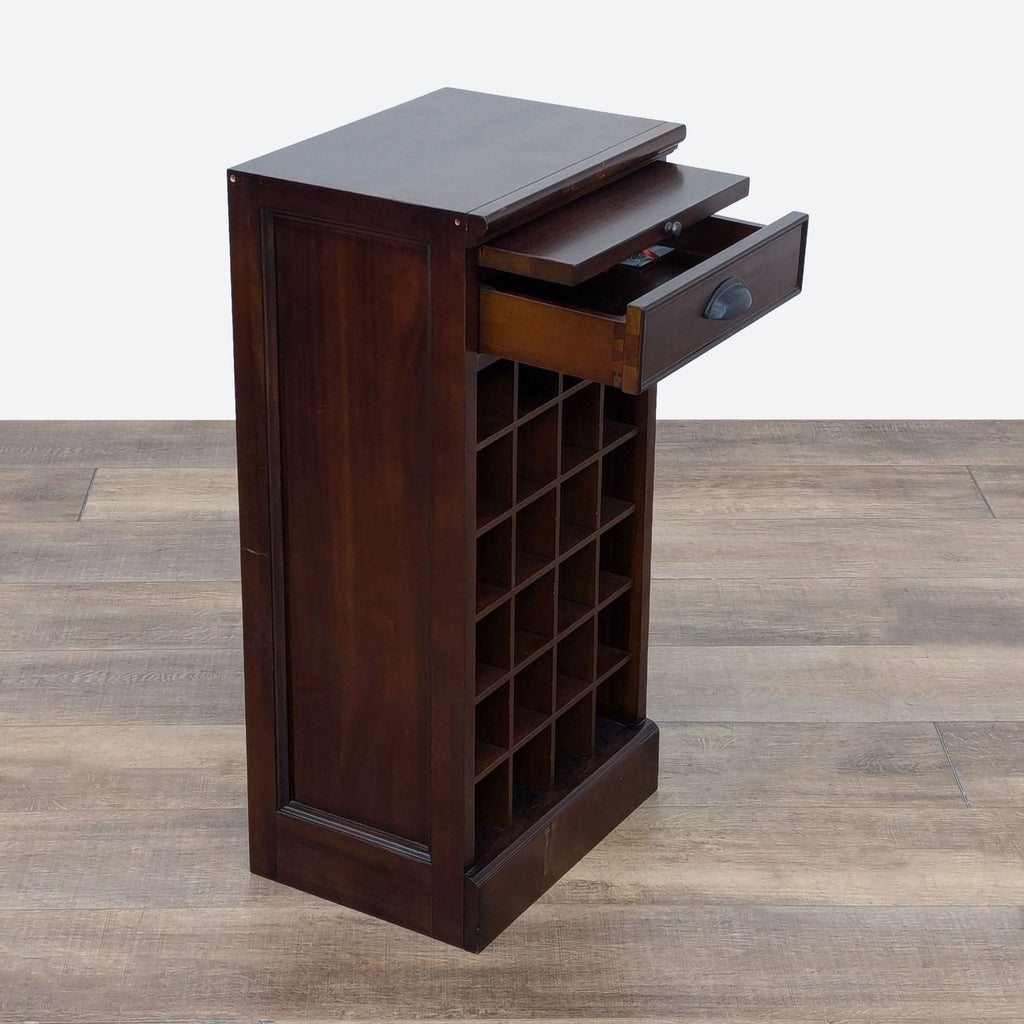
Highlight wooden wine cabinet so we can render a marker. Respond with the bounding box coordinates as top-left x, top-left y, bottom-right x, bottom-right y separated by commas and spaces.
228, 89, 806, 951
